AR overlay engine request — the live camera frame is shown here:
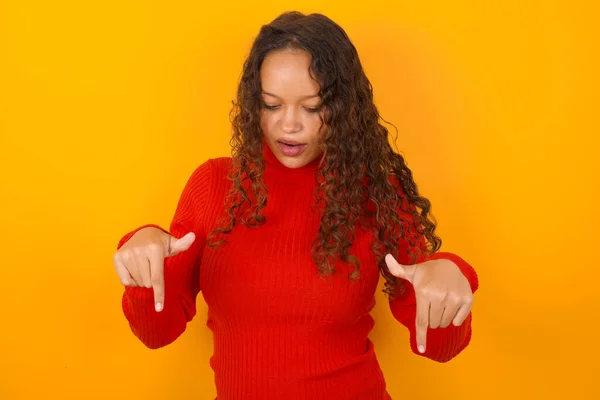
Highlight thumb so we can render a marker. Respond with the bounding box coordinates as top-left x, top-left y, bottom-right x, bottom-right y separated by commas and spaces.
167, 232, 196, 257
385, 254, 413, 283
